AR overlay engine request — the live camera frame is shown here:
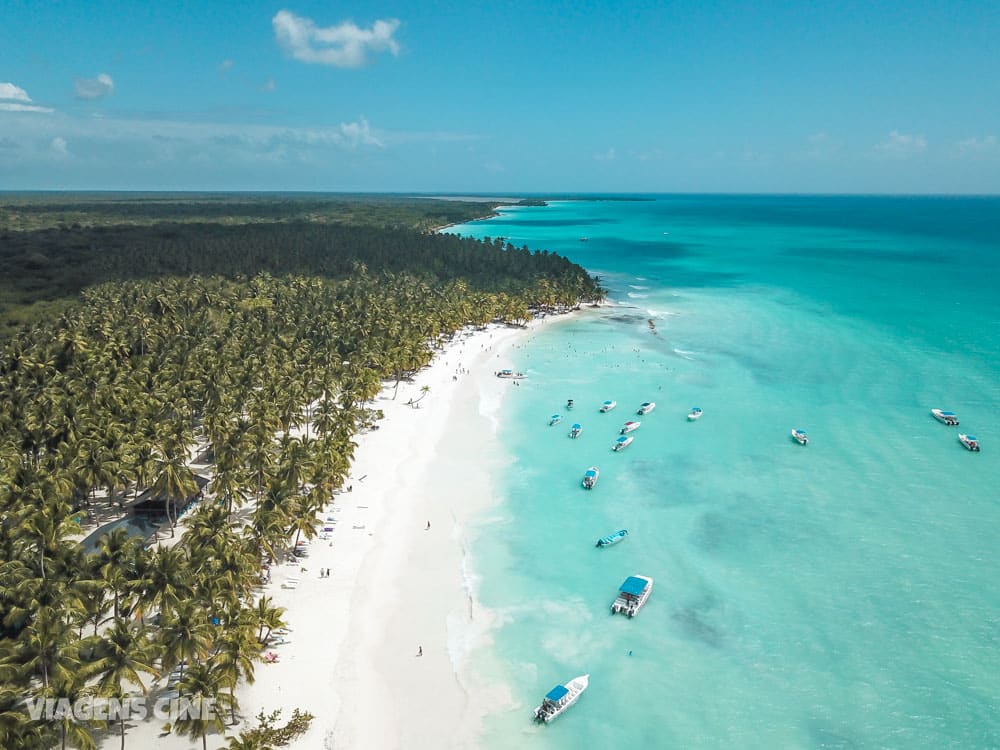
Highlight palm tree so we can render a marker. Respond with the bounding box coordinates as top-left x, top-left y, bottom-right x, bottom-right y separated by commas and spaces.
151, 454, 198, 537
158, 601, 212, 678
86, 620, 159, 750
172, 660, 233, 750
